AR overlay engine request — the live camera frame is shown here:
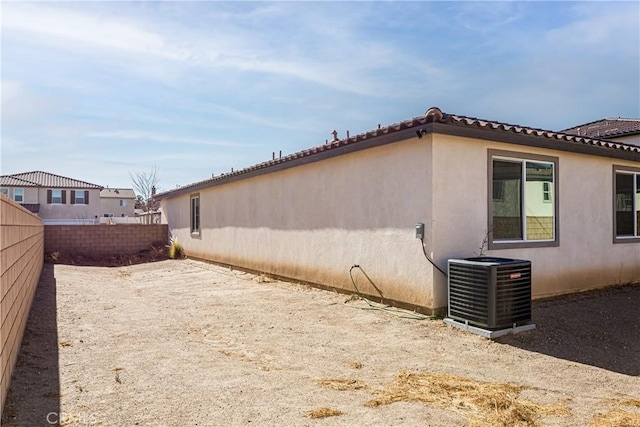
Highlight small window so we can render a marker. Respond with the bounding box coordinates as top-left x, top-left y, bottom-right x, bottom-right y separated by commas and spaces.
614, 167, 640, 242
489, 150, 558, 249
120, 199, 127, 207
0, 188, 8, 196
74, 190, 85, 204
542, 182, 552, 203
51, 189, 63, 204
104, 213, 114, 217
14, 188, 24, 202
190, 194, 200, 236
